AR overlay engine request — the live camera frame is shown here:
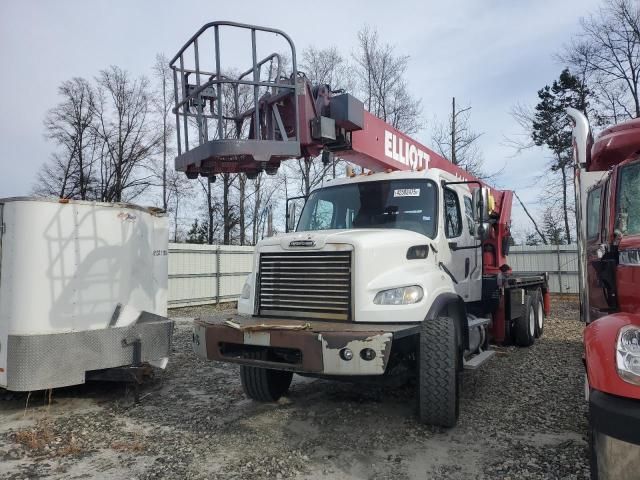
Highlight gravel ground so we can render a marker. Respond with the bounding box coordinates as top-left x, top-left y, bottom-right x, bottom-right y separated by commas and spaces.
0, 297, 588, 479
